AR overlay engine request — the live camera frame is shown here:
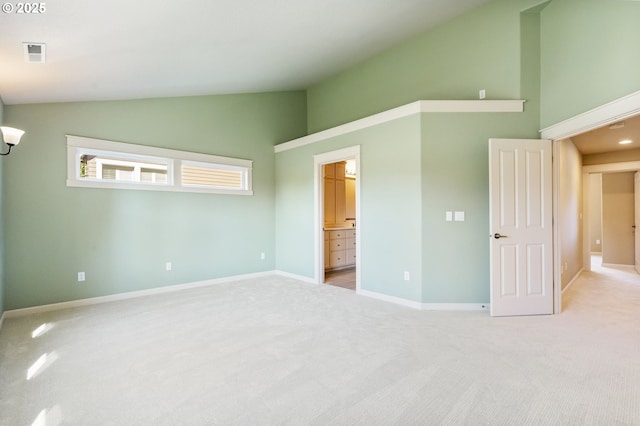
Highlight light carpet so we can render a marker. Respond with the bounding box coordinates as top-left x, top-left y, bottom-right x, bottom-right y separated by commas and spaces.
1, 266, 639, 425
